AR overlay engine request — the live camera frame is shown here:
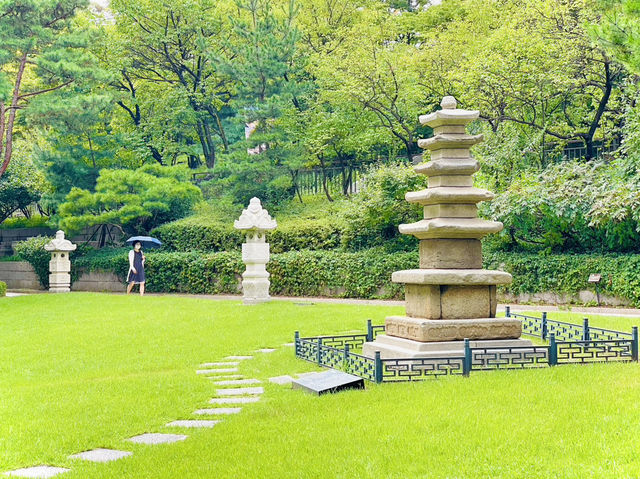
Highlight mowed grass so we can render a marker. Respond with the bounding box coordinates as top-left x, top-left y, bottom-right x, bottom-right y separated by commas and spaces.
1, 294, 640, 478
